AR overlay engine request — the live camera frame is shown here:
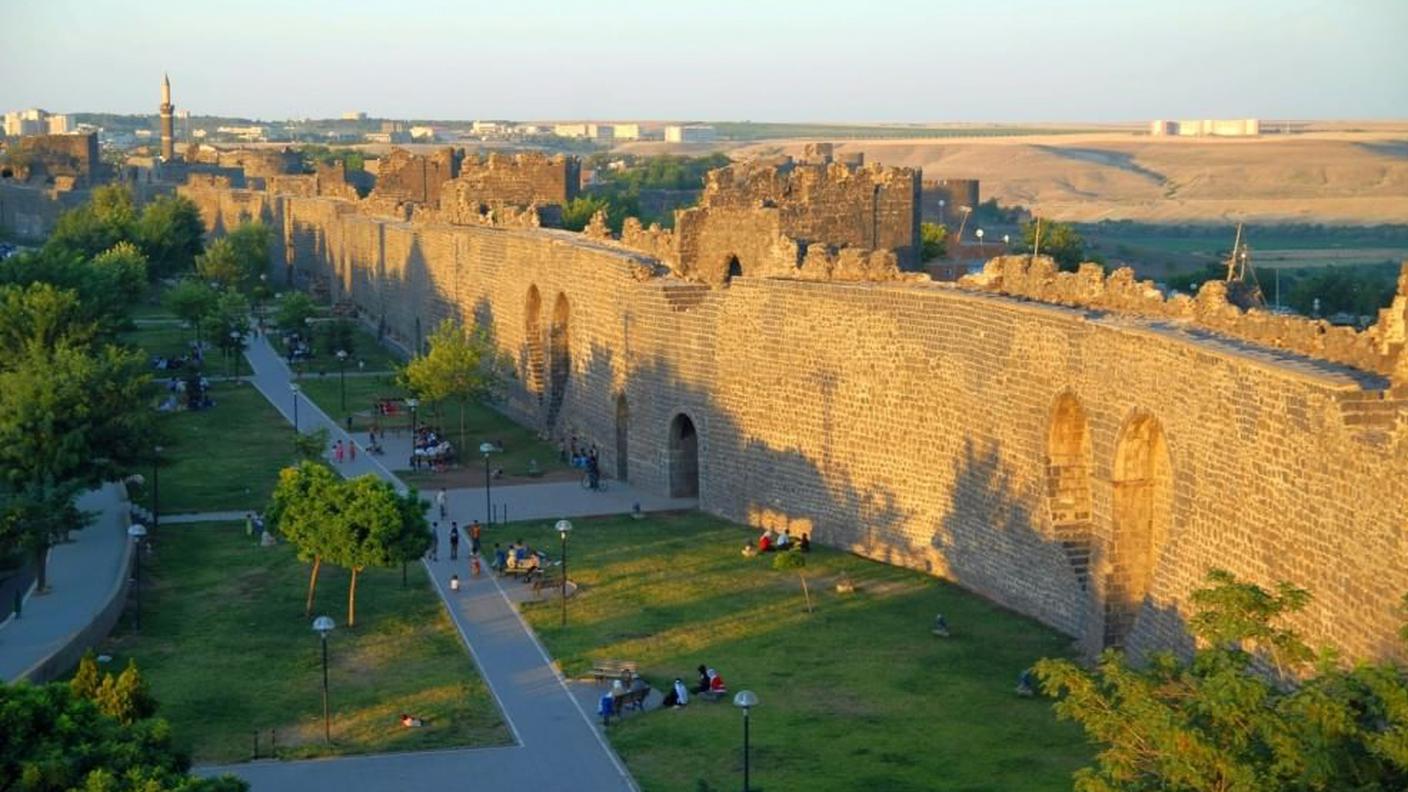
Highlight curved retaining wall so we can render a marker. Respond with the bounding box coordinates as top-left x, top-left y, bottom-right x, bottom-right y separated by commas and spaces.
185, 185, 1408, 661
